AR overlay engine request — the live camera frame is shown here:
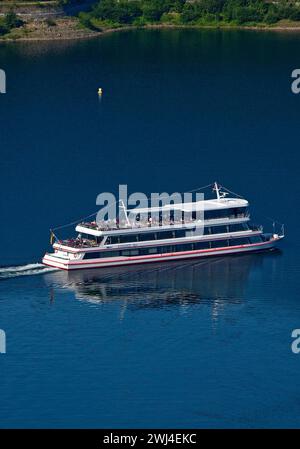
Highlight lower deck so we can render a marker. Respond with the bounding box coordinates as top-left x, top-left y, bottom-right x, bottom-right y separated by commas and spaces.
43, 235, 282, 271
